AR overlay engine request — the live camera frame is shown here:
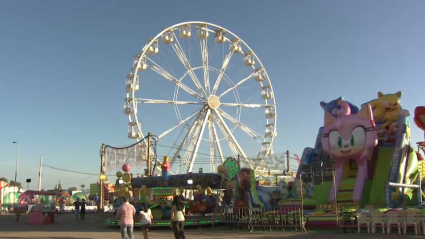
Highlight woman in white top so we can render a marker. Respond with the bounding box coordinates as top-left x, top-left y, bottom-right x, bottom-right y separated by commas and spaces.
139, 203, 153, 239
170, 195, 185, 239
